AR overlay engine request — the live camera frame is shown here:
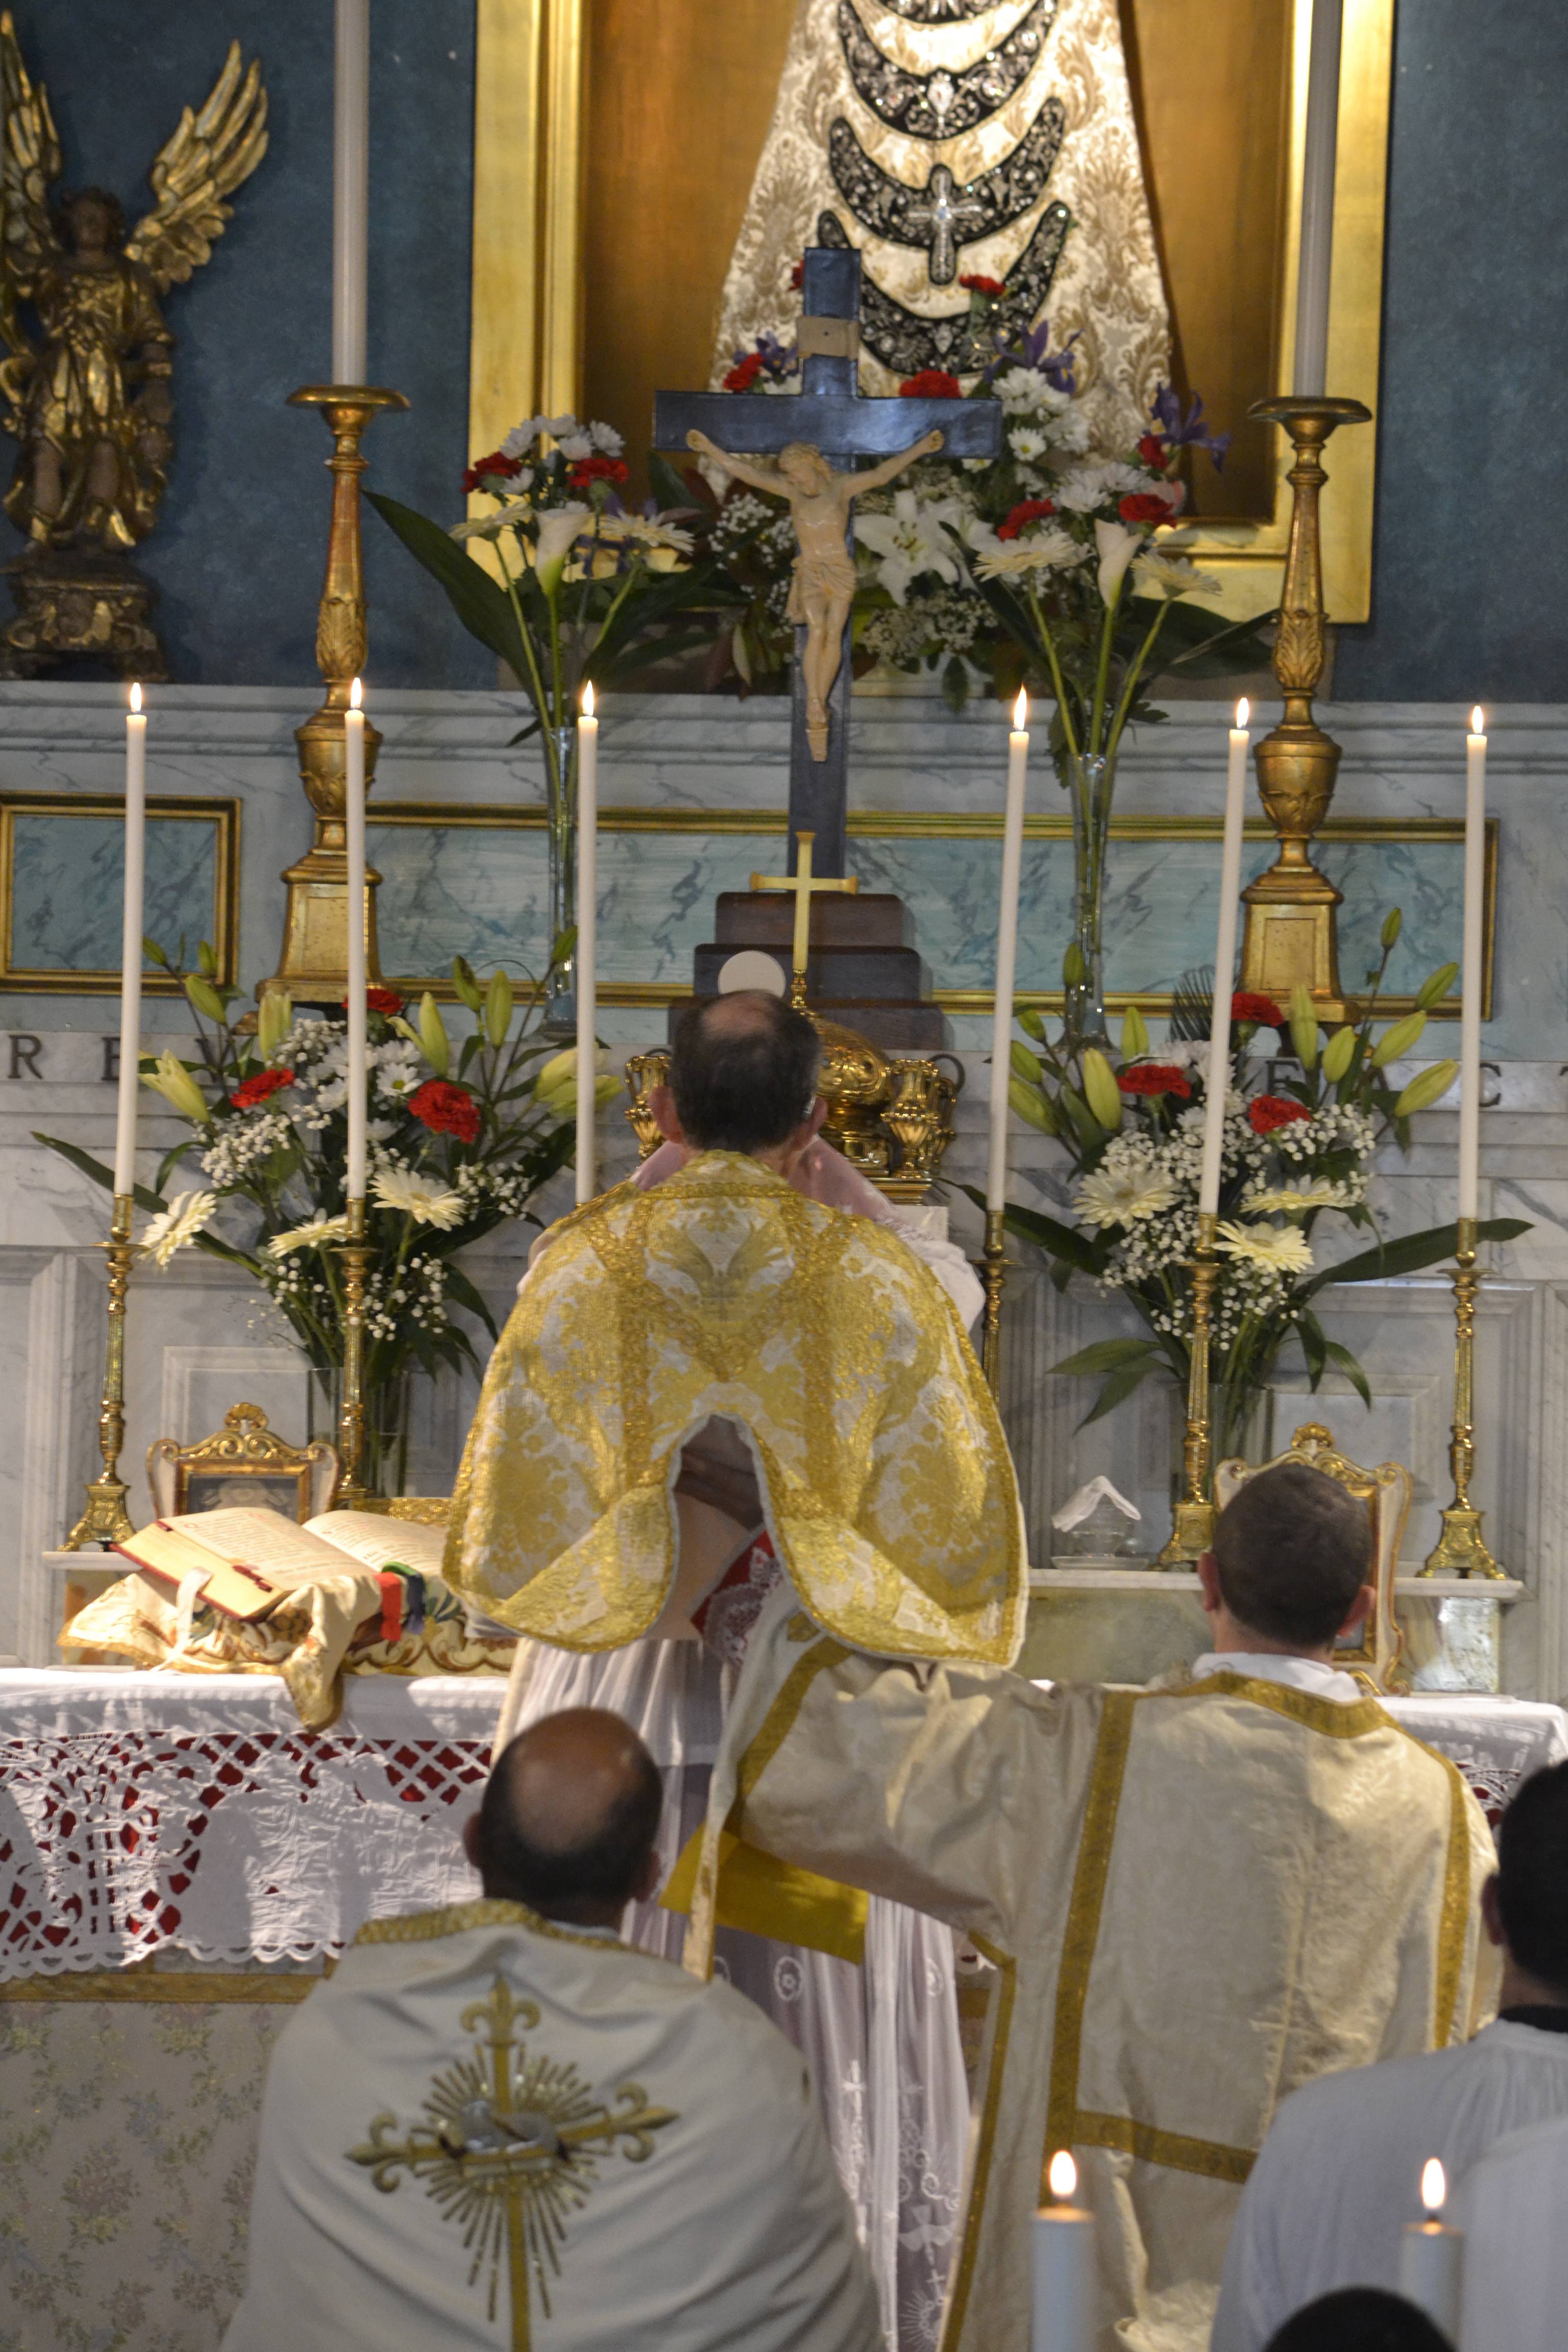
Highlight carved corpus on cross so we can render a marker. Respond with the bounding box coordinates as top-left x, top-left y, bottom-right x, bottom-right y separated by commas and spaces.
654, 247, 1003, 878
749, 828, 860, 1008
